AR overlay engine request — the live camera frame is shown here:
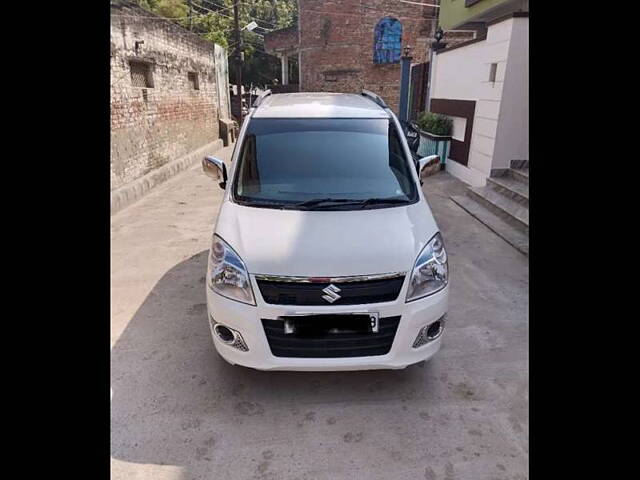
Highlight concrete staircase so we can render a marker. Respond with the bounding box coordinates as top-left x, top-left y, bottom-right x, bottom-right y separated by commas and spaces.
451, 161, 529, 256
